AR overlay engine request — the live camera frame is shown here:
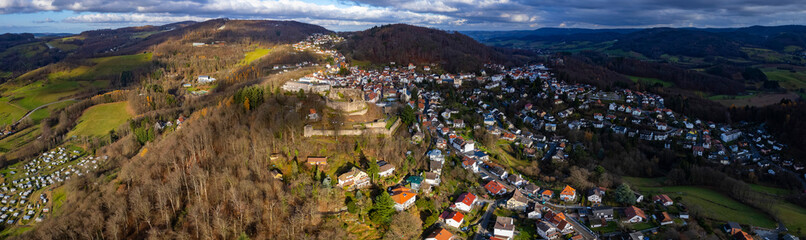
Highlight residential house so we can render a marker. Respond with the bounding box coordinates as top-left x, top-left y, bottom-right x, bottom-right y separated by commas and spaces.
436, 138, 447, 149
560, 185, 577, 202
733, 231, 753, 240
430, 160, 443, 174
197, 75, 216, 83
629, 232, 644, 240
587, 187, 605, 204
506, 174, 525, 186
378, 162, 395, 178
424, 172, 441, 186
653, 194, 674, 206
307, 109, 320, 121
591, 207, 614, 221
337, 167, 370, 190
623, 206, 646, 223
425, 228, 454, 240
536, 220, 559, 240
494, 216, 515, 240
659, 212, 673, 225
440, 210, 464, 228
485, 180, 507, 195
506, 190, 530, 212
724, 222, 742, 234
306, 156, 327, 166
522, 183, 540, 197
428, 149, 445, 162
489, 166, 508, 179
721, 130, 742, 142
406, 175, 423, 191
540, 189, 554, 200
454, 192, 477, 212
390, 186, 417, 211
502, 132, 517, 141
461, 157, 479, 173
527, 202, 543, 219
